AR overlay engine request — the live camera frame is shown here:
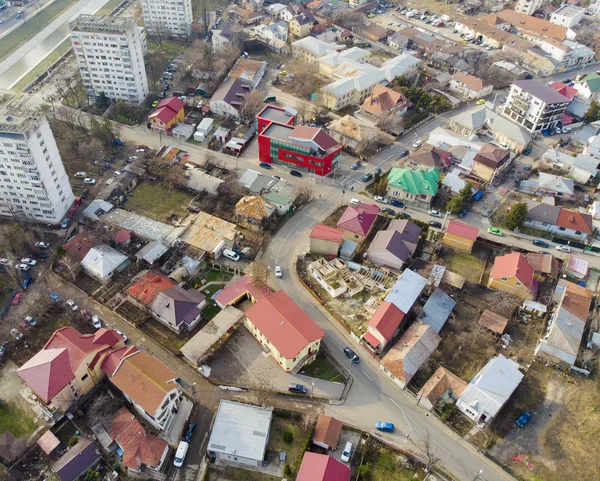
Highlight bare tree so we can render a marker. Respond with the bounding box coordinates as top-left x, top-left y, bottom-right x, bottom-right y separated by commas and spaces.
423, 431, 441, 472
579, 348, 598, 370
61, 255, 81, 284
332, 11, 363, 32
247, 262, 270, 285
302, 413, 318, 432
288, 59, 319, 99
145, 51, 171, 89
240, 90, 265, 120
294, 185, 314, 206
